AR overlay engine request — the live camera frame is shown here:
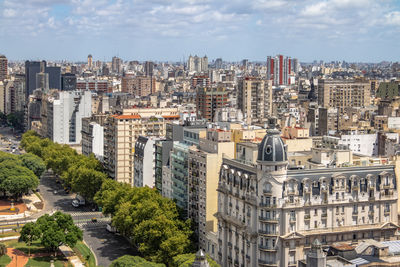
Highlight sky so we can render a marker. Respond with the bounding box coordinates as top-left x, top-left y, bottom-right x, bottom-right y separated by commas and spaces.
0, 0, 400, 62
